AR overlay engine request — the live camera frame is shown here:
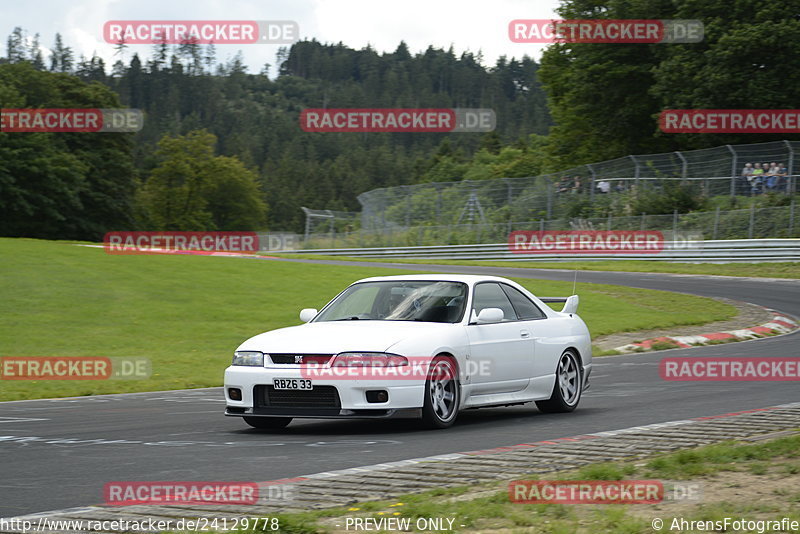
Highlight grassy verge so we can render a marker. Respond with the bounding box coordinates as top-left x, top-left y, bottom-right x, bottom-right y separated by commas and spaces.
274, 253, 800, 279
0, 238, 734, 401
239, 433, 800, 534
